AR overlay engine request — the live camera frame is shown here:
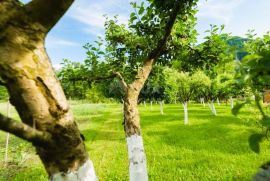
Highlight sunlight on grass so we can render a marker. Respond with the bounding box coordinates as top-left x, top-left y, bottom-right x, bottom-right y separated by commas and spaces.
0, 101, 269, 180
